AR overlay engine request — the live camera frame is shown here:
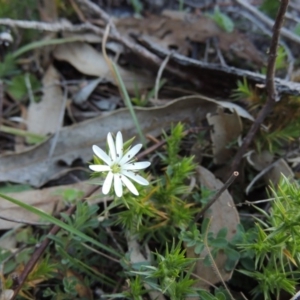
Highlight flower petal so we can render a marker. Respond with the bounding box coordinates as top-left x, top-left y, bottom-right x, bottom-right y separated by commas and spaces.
89, 165, 111, 172
122, 161, 151, 170
115, 131, 123, 160
107, 132, 116, 161
121, 175, 139, 195
122, 170, 149, 186
102, 171, 113, 195
92, 145, 111, 165
119, 144, 143, 165
114, 174, 123, 197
